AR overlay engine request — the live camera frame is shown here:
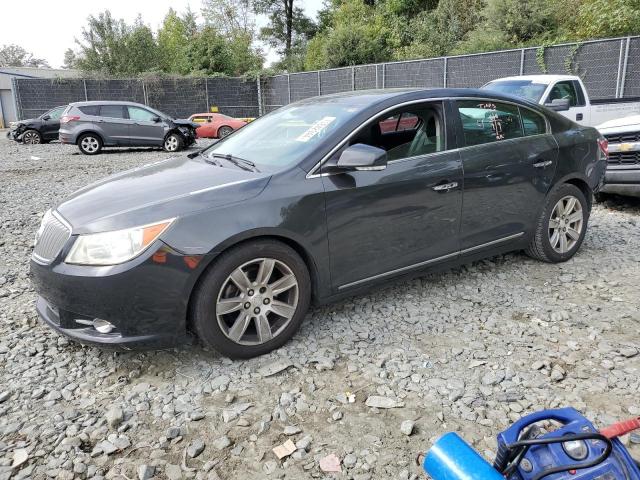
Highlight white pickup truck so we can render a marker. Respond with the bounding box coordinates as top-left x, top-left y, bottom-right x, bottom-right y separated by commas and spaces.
482, 75, 640, 197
